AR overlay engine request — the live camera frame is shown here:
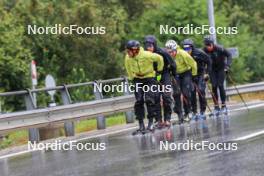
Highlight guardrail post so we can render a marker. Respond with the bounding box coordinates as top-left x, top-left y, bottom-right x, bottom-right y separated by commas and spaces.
94, 81, 106, 129
123, 77, 134, 123
24, 89, 40, 143
60, 85, 75, 136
